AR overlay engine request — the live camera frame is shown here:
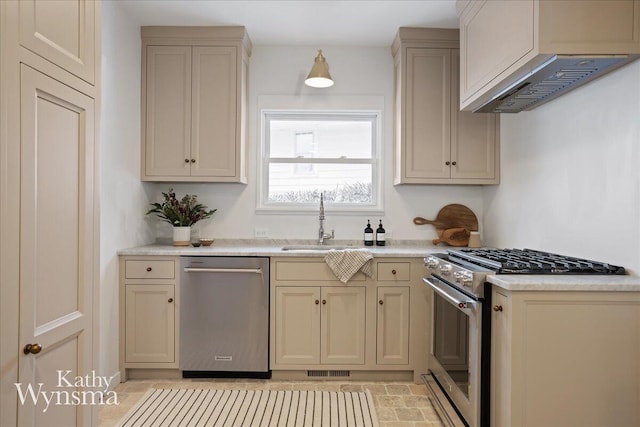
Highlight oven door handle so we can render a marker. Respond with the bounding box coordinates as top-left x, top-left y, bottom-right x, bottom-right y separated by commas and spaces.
424, 277, 478, 315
